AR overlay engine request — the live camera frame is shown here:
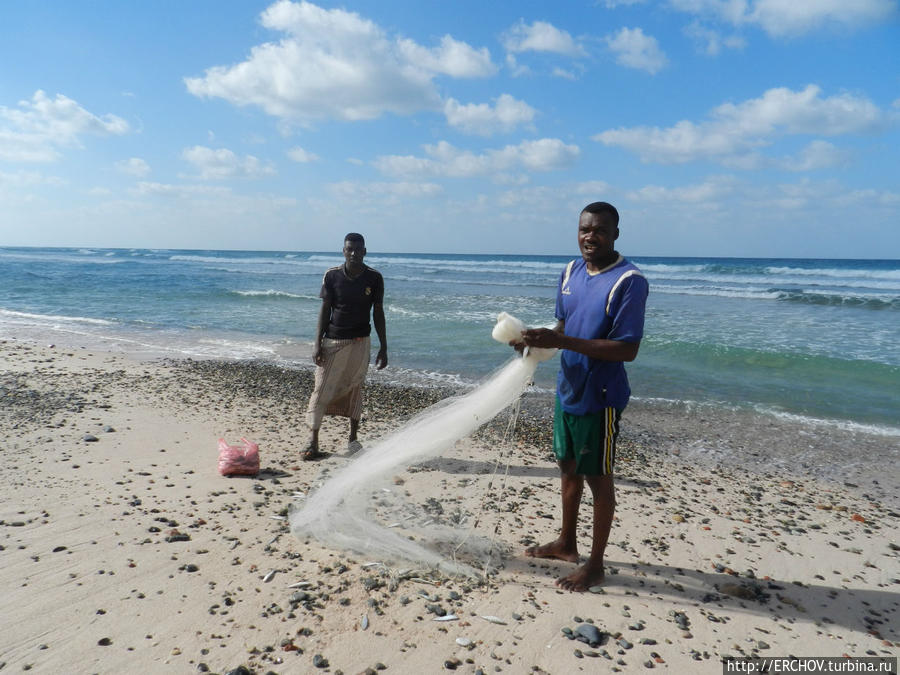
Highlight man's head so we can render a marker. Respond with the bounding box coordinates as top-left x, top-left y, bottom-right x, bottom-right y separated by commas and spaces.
578, 202, 619, 270
343, 232, 366, 270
